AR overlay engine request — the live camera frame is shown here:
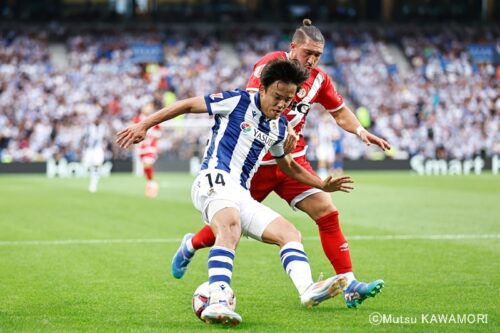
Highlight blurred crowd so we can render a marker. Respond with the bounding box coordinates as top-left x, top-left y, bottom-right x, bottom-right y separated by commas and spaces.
318, 25, 500, 161
0, 24, 498, 163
